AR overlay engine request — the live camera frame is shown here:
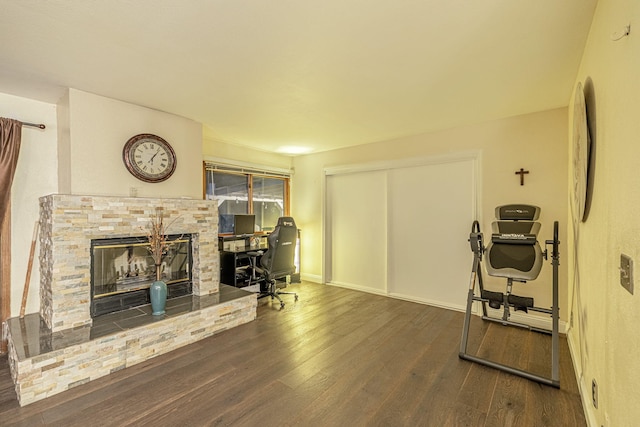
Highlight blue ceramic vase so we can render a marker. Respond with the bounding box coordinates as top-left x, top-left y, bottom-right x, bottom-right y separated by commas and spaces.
150, 279, 167, 315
